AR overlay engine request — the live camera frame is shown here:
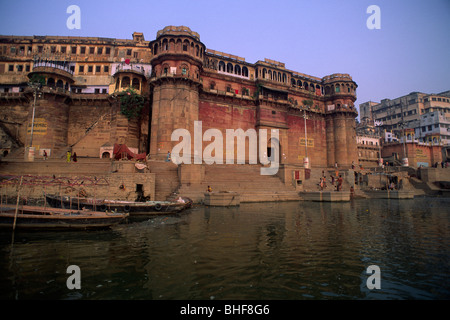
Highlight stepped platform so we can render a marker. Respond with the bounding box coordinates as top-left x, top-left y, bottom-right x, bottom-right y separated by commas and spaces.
176, 163, 300, 203
0, 157, 114, 175
299, 191, 351, 202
